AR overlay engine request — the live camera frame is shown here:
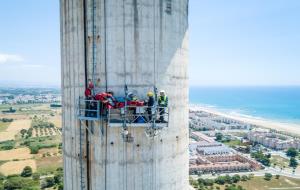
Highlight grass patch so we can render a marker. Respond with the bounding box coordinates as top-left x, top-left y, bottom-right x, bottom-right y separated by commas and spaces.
0, 121, 11, 132
223, 140, 244, 147
19, 135, 61, 154
0, 140, 15, 150
206, 176, 300, 190
37, 156, 63, 175
270, 155, 290, 168
2, 175, 40, 190
237, 176, 300, 190
0, 160, 8, 166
